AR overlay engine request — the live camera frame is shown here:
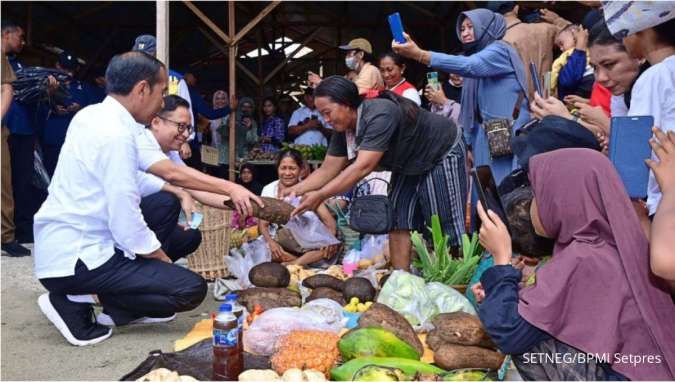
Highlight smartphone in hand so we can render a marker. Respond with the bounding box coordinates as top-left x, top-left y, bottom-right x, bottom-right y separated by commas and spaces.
388, 12, 406, 44
529, 62, 542, 96
609, 116, 654, 199
472, 166, 509, 231
426, 72, 441, 91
